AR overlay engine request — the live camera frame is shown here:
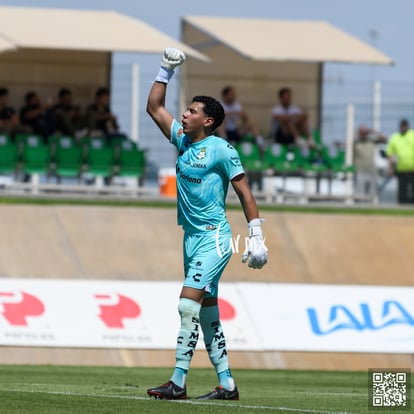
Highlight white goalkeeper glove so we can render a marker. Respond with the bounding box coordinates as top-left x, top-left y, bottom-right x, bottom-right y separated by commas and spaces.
241, 218, 268, 269
155, 48, 186, 84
